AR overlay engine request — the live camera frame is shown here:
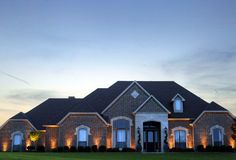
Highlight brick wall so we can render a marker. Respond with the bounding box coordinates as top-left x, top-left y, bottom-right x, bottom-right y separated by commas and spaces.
0, 120, 35, 151
58, 114, 107, 148
194, 112, 234, 148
